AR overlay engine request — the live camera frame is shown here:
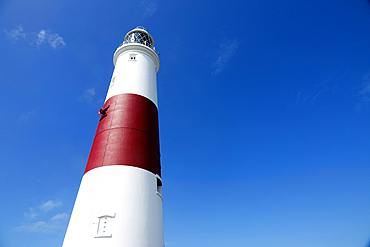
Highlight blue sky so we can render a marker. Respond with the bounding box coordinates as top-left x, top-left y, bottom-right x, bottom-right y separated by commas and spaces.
1, 0, 370, 246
